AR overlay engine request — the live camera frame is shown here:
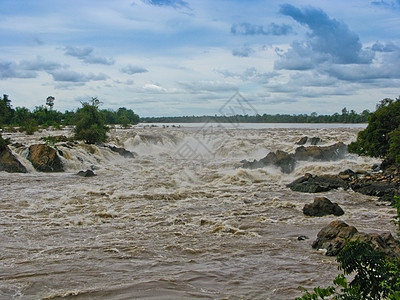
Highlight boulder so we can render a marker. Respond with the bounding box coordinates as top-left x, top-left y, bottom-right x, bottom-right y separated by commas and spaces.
310, 137, 322, 145
303, 197, 344, 217
77, 170, 96, 177
350, 181, 398, 197
294, 142, 347, 161
242, 150, 295, 174
105, 145, 135, 158
287, 173, 349, 193
0, 146, 27, 173
295, 136, 308, 145
28, 144, 64, 172
312, 220, 400, 258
